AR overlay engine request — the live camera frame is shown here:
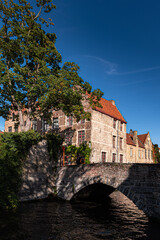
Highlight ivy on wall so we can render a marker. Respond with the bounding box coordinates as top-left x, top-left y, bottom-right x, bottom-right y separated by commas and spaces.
0, 131, 63, 211
0, 131, 43, 211
45, 133, 63, 162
